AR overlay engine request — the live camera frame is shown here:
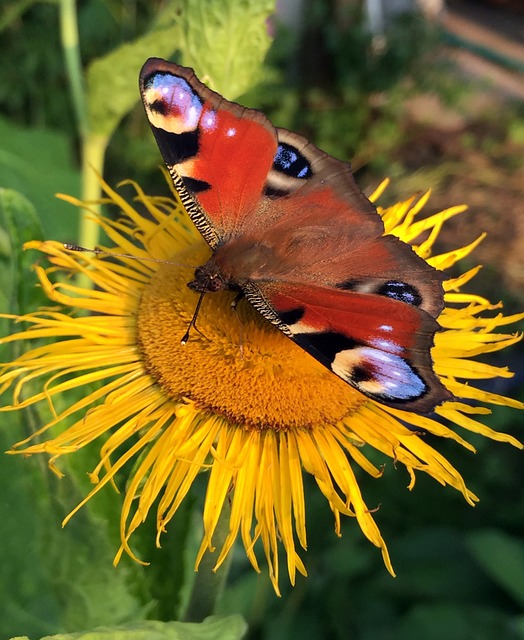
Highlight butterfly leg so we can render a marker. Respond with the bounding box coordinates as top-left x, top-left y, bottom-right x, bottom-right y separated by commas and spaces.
231, 291, 245, 359
231, 290, 244, 311
181, 292, 209, 344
